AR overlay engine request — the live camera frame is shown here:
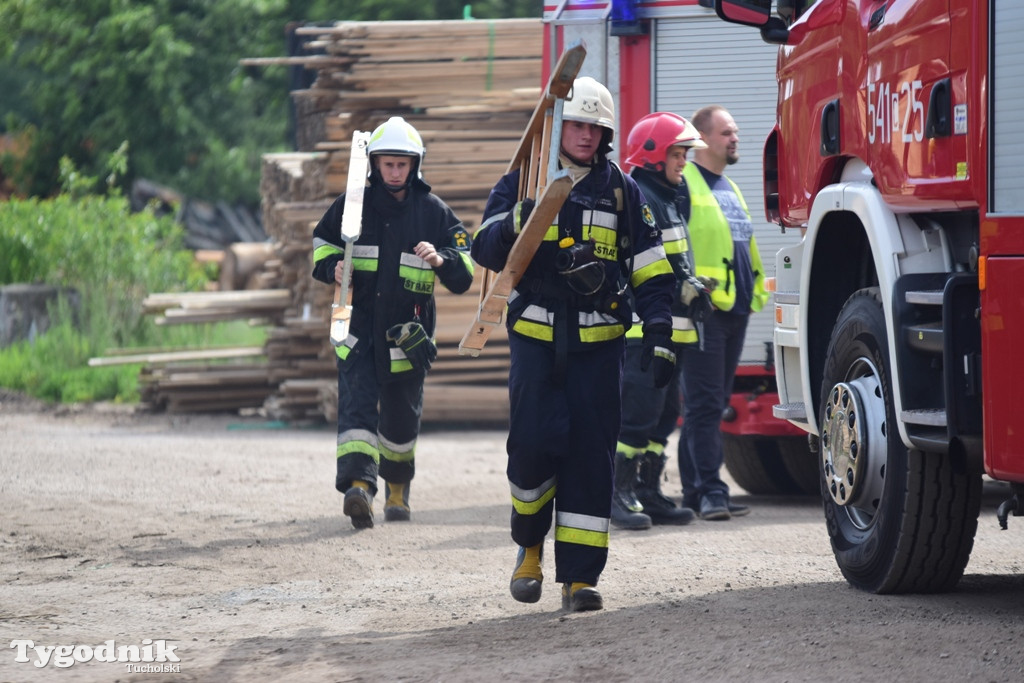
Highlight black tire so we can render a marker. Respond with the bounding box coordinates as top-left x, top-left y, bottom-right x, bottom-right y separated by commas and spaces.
723, 433, 805, 496
778, 435, 820, 496
819, 288, 982, 593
